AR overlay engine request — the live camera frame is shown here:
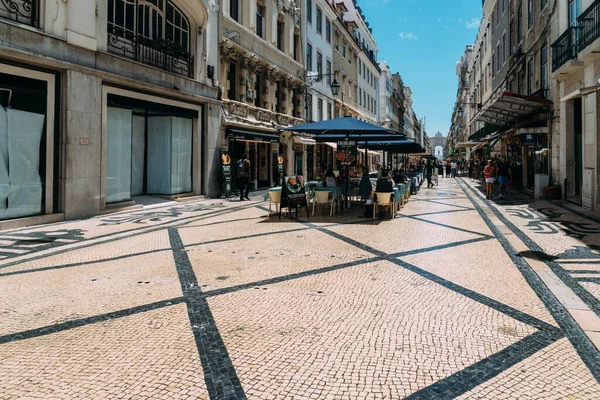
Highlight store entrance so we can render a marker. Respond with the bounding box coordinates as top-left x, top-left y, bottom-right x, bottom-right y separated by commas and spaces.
106, 95, 196, 204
